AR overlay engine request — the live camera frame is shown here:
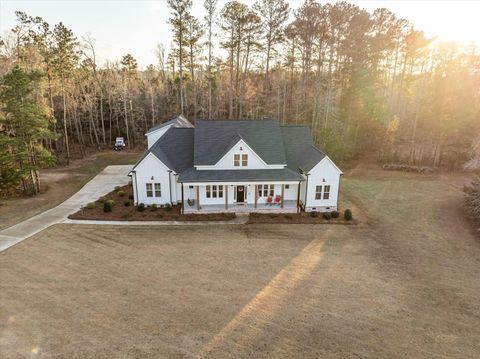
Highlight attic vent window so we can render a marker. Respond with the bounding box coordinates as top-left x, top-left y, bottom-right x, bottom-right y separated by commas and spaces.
239, 147, 243, 151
